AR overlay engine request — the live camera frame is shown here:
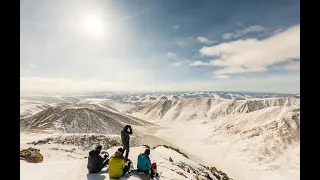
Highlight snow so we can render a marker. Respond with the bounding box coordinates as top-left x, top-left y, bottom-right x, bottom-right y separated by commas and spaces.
20, 133, 212, 180
20, 93, 300, 180
152, 111, 300, 180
